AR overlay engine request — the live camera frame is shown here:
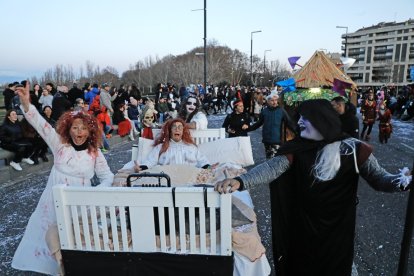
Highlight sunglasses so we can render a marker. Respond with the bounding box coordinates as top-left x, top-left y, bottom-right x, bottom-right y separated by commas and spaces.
186, 102, 197, 106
